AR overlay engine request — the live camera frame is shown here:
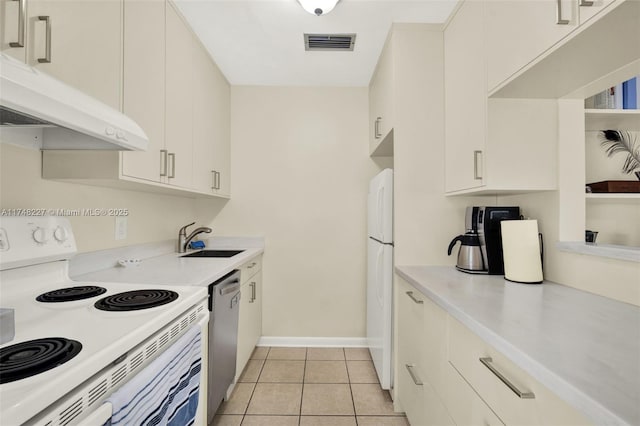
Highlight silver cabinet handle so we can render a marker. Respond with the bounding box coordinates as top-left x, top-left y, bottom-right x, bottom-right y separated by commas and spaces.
167, 153, 175, 178
374, 117, 382, 139
9, 0, 26, 47
405, 291, 423, 305
249, 281, 256, 303
405, 364, 423, 386
160, 150, 168, 177
247, 262, 257, 269
211, 170, 216, 190
473, 150, 483, 180
578, 0, 594, 6
555, 0, 570, 24
215, 171, 221, 189
37, 16, 52, 63
479, 357, 535, 399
